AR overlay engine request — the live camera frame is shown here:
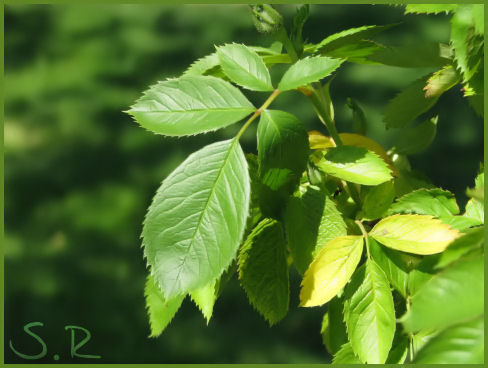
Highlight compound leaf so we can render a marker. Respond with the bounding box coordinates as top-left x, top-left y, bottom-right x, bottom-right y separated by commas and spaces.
128, 76, 255, 136
370, 214, 461, 255
402, 252, 484, 332
278, 56, 343, 91
383, 75, 439, 129
238, 218, 289, 325
217, 43, 273, 91
300, 236, 363, 307
143, 139, 250, 299
257, 110, 309, 217
285, 185, 347, 274
343, 260, 396, 364
145, 275, 185, 337
315, 145, 392, 185
413, 317, 484, 364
